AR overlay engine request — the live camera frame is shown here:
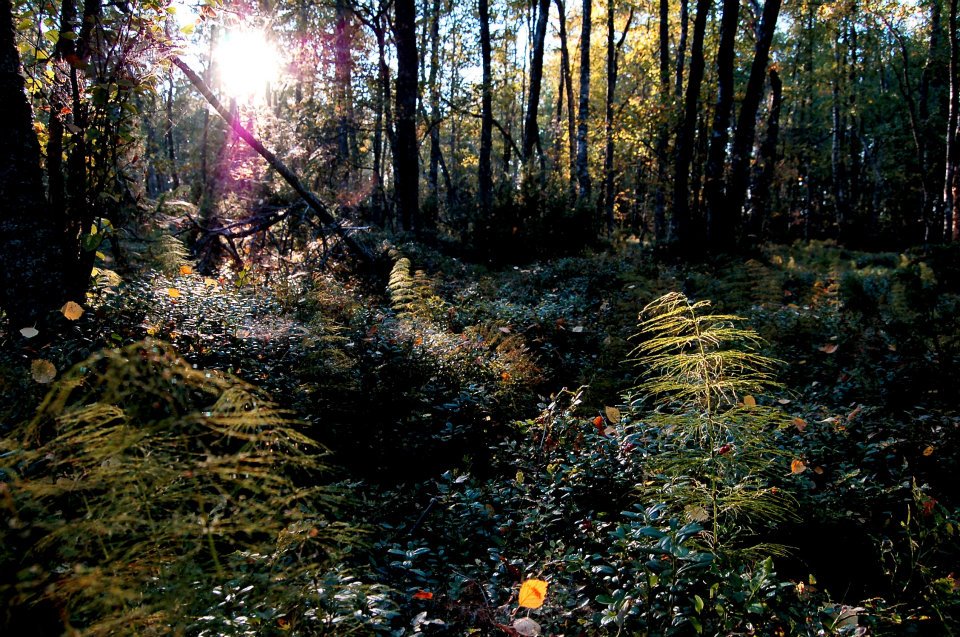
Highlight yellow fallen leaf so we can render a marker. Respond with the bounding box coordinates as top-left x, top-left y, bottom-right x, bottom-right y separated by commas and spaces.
518, 579, 548, 609
605, 406, 621, 424
31, 359, 56, 384
167, 288, 181, 298
204, 277, 218, 287
61, 301, 84, 321
923, 446, 935, 457
179, 265, 194, 275
743, 395, 757, 408
791, 459, 807, 474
